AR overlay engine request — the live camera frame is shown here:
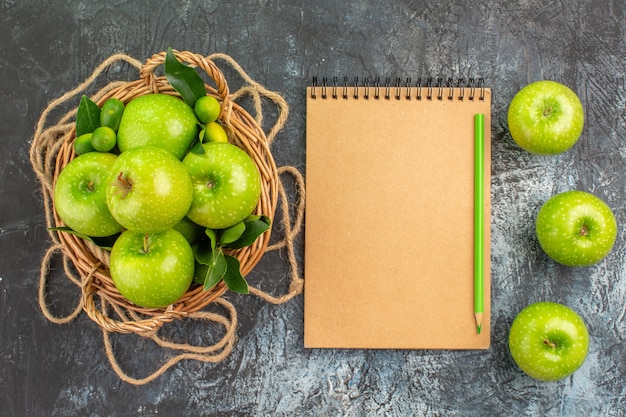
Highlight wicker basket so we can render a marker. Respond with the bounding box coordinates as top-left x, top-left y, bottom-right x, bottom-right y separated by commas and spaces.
40, 50, 280, 334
